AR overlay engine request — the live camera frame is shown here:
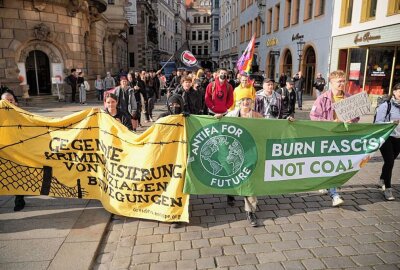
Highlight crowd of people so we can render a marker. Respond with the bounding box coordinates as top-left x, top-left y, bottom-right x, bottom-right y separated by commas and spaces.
1, 67, 399, 228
